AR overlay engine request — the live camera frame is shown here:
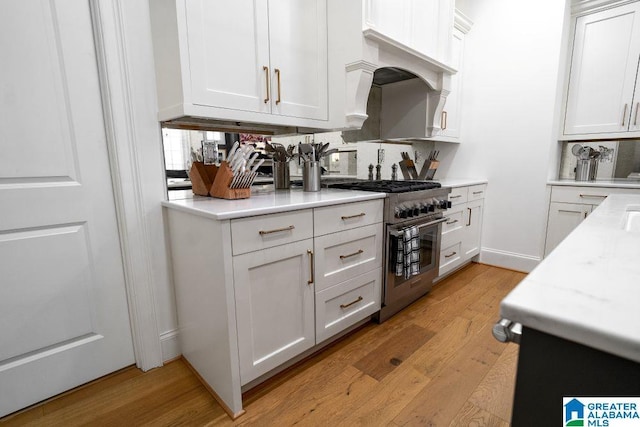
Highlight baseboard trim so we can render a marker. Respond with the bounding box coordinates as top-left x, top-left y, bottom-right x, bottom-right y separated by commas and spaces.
479, 247, 541, 273
160, 329, 181, 363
